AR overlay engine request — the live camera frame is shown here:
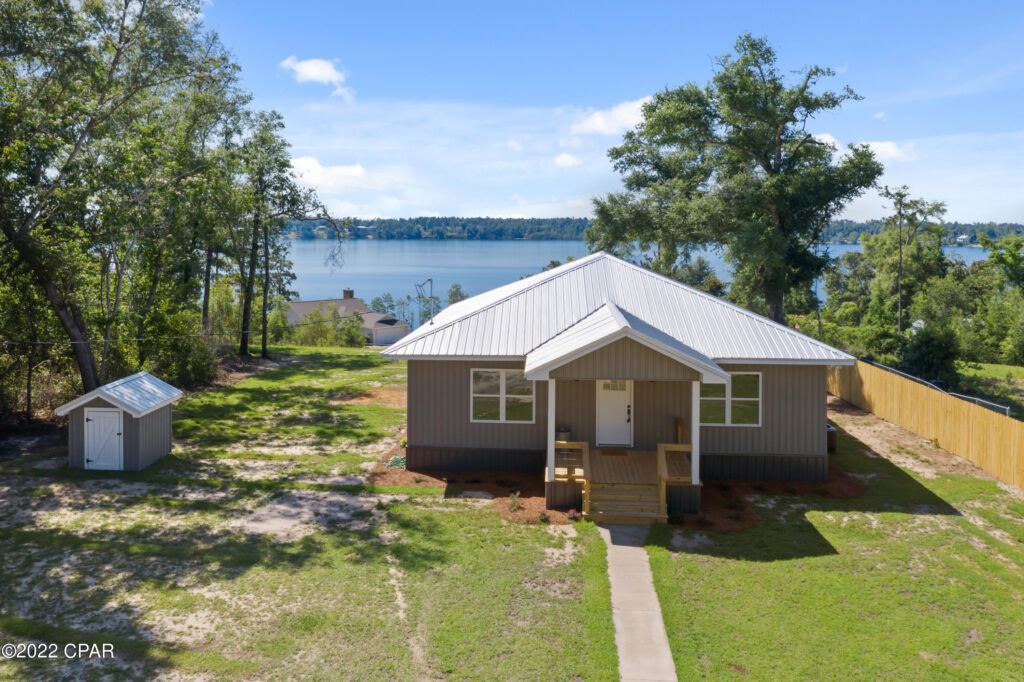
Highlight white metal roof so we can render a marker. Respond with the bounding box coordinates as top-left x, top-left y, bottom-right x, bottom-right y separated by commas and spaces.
382, 251, 854, 366
523, 302, 730, 382
54, 371, 184, 418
